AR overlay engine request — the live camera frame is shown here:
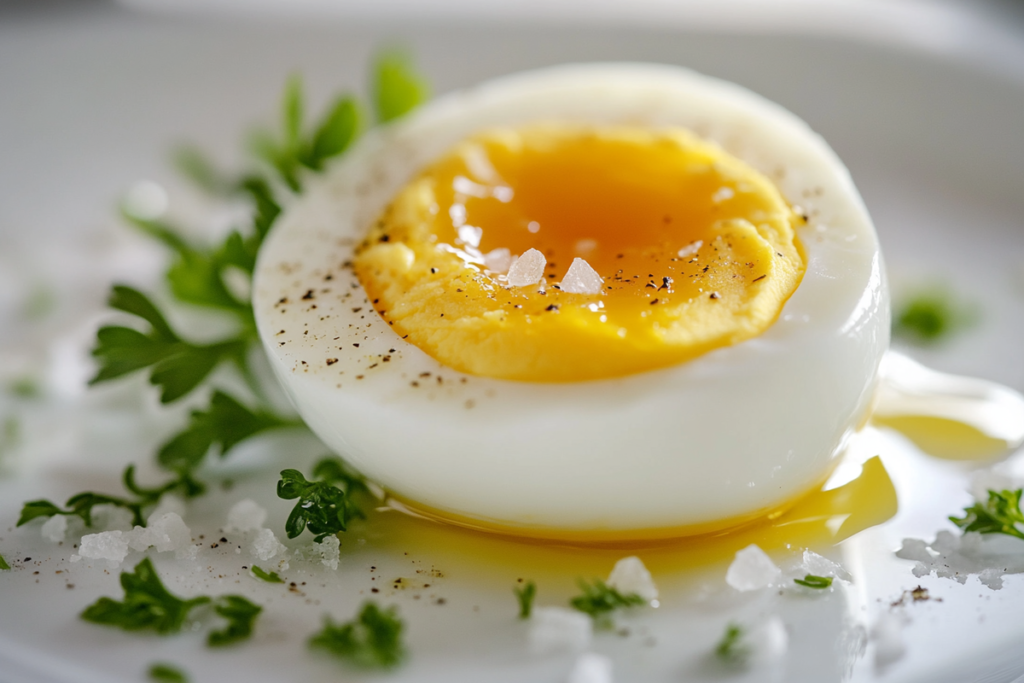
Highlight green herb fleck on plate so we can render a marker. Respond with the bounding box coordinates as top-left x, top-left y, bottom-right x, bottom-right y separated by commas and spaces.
793, 574, 833, 589
569, 578, 645, 627
148, 663, 188, 683
309, 601, 406, 669
514, 579, 536, 619
715, 622, 749, 663
250, 565, 284, 583
893, 289, 975, 344
0, 552, 10, 570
